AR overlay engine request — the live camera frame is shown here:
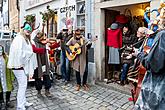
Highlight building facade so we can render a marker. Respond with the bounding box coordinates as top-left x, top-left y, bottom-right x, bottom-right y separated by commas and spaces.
19, 0, 94, 34
19, 0, 162, 84
0, 0, 9, 29
19, 0, 96, 84
9, 0, 19, 32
